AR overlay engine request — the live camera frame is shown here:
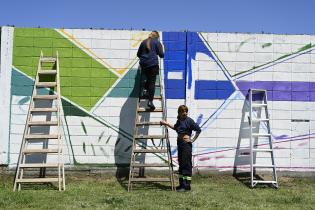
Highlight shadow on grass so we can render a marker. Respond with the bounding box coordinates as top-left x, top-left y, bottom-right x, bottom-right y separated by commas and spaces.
18, 183, 59, 191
